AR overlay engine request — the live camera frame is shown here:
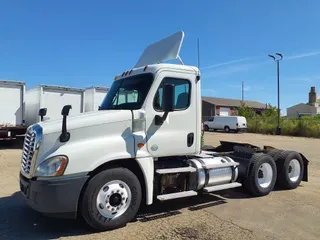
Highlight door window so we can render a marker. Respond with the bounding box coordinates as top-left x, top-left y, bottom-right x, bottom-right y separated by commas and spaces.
154, 77, 191, 111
